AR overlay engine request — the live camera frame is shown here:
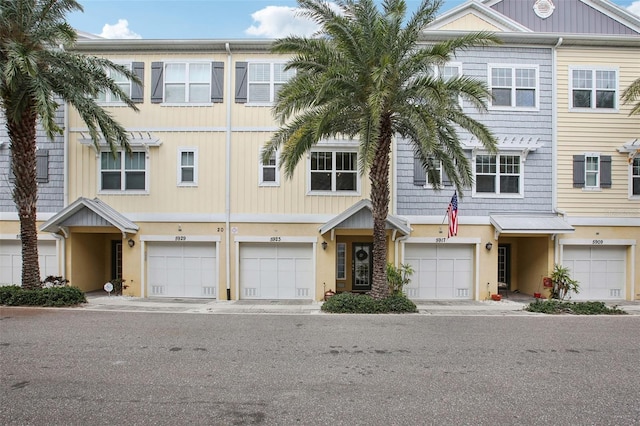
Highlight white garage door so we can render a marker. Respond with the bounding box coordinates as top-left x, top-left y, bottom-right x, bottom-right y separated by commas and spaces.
404, 244, 474, 300
563, 246, 626, 300
240, 243, 313, 299
0, 240, 58, 286
147, 242, 217, 298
